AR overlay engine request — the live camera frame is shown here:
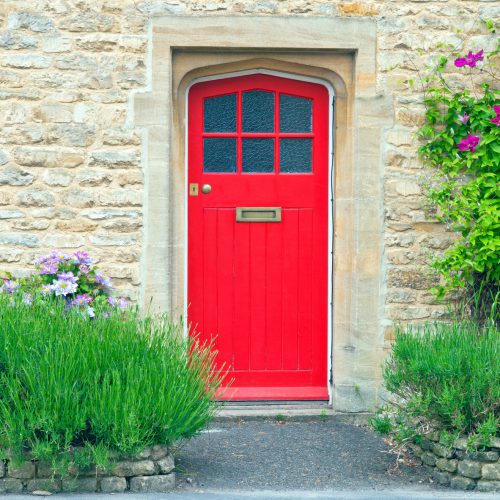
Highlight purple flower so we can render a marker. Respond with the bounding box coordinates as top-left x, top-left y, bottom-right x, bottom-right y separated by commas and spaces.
87, 306, 95, 318
491, 116, 500, 126
72, 294, 93, 306
40, 262, 59, 275
22, 293, 33, 306
108, 296, 128, 309
73, 251, 93, 266
41, 284, 52, 296
1, 280, 19, 294
95, 273, 112, 288
457, 134, 480, 153
44, 251, 71, 262
458, 113, 469, 124
57, 271, 78, 283
51, 279, 78, 296
78, 264, 90, 275
490, 105, 500, 126
454, 50, 484, 68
